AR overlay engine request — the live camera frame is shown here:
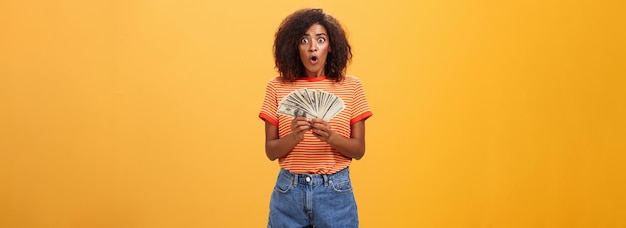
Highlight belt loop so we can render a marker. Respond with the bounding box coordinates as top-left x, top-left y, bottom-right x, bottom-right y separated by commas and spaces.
322, 174, 329, 186
292, 173, 298, 186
